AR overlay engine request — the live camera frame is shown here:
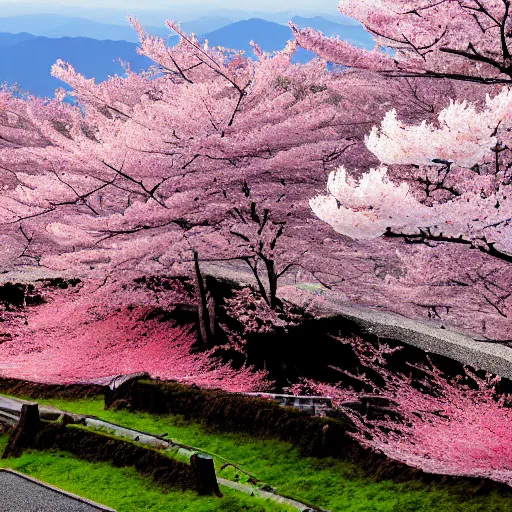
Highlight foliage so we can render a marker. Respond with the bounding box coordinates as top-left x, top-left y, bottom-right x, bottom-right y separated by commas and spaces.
292, 0, 512, 84
310, 91, 512, 261
0, 19, 350, 292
